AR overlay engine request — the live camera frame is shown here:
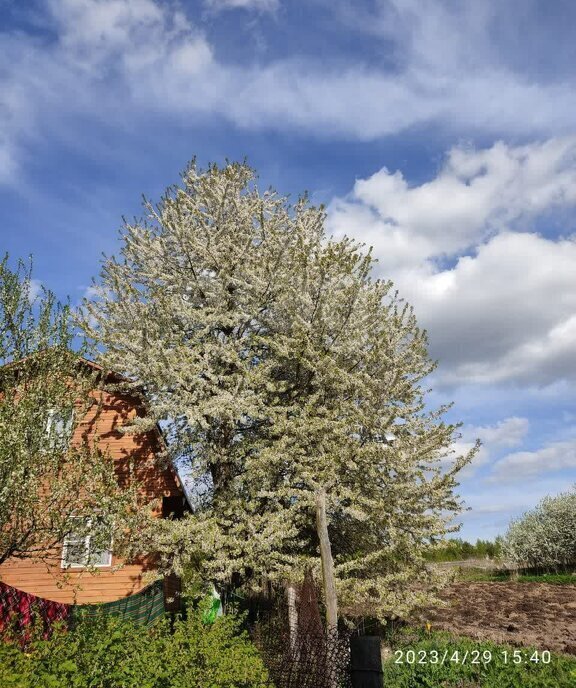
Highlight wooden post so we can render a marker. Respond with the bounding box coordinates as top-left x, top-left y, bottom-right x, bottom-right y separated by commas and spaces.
315, 487, 338, 633
286, 581, 299, 653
